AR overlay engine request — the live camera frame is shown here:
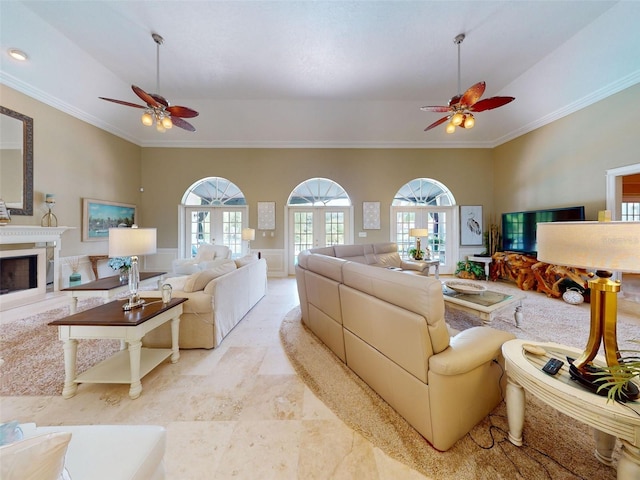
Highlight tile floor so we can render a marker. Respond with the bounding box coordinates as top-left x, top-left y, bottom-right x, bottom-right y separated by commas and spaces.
0, 278, 427, 479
